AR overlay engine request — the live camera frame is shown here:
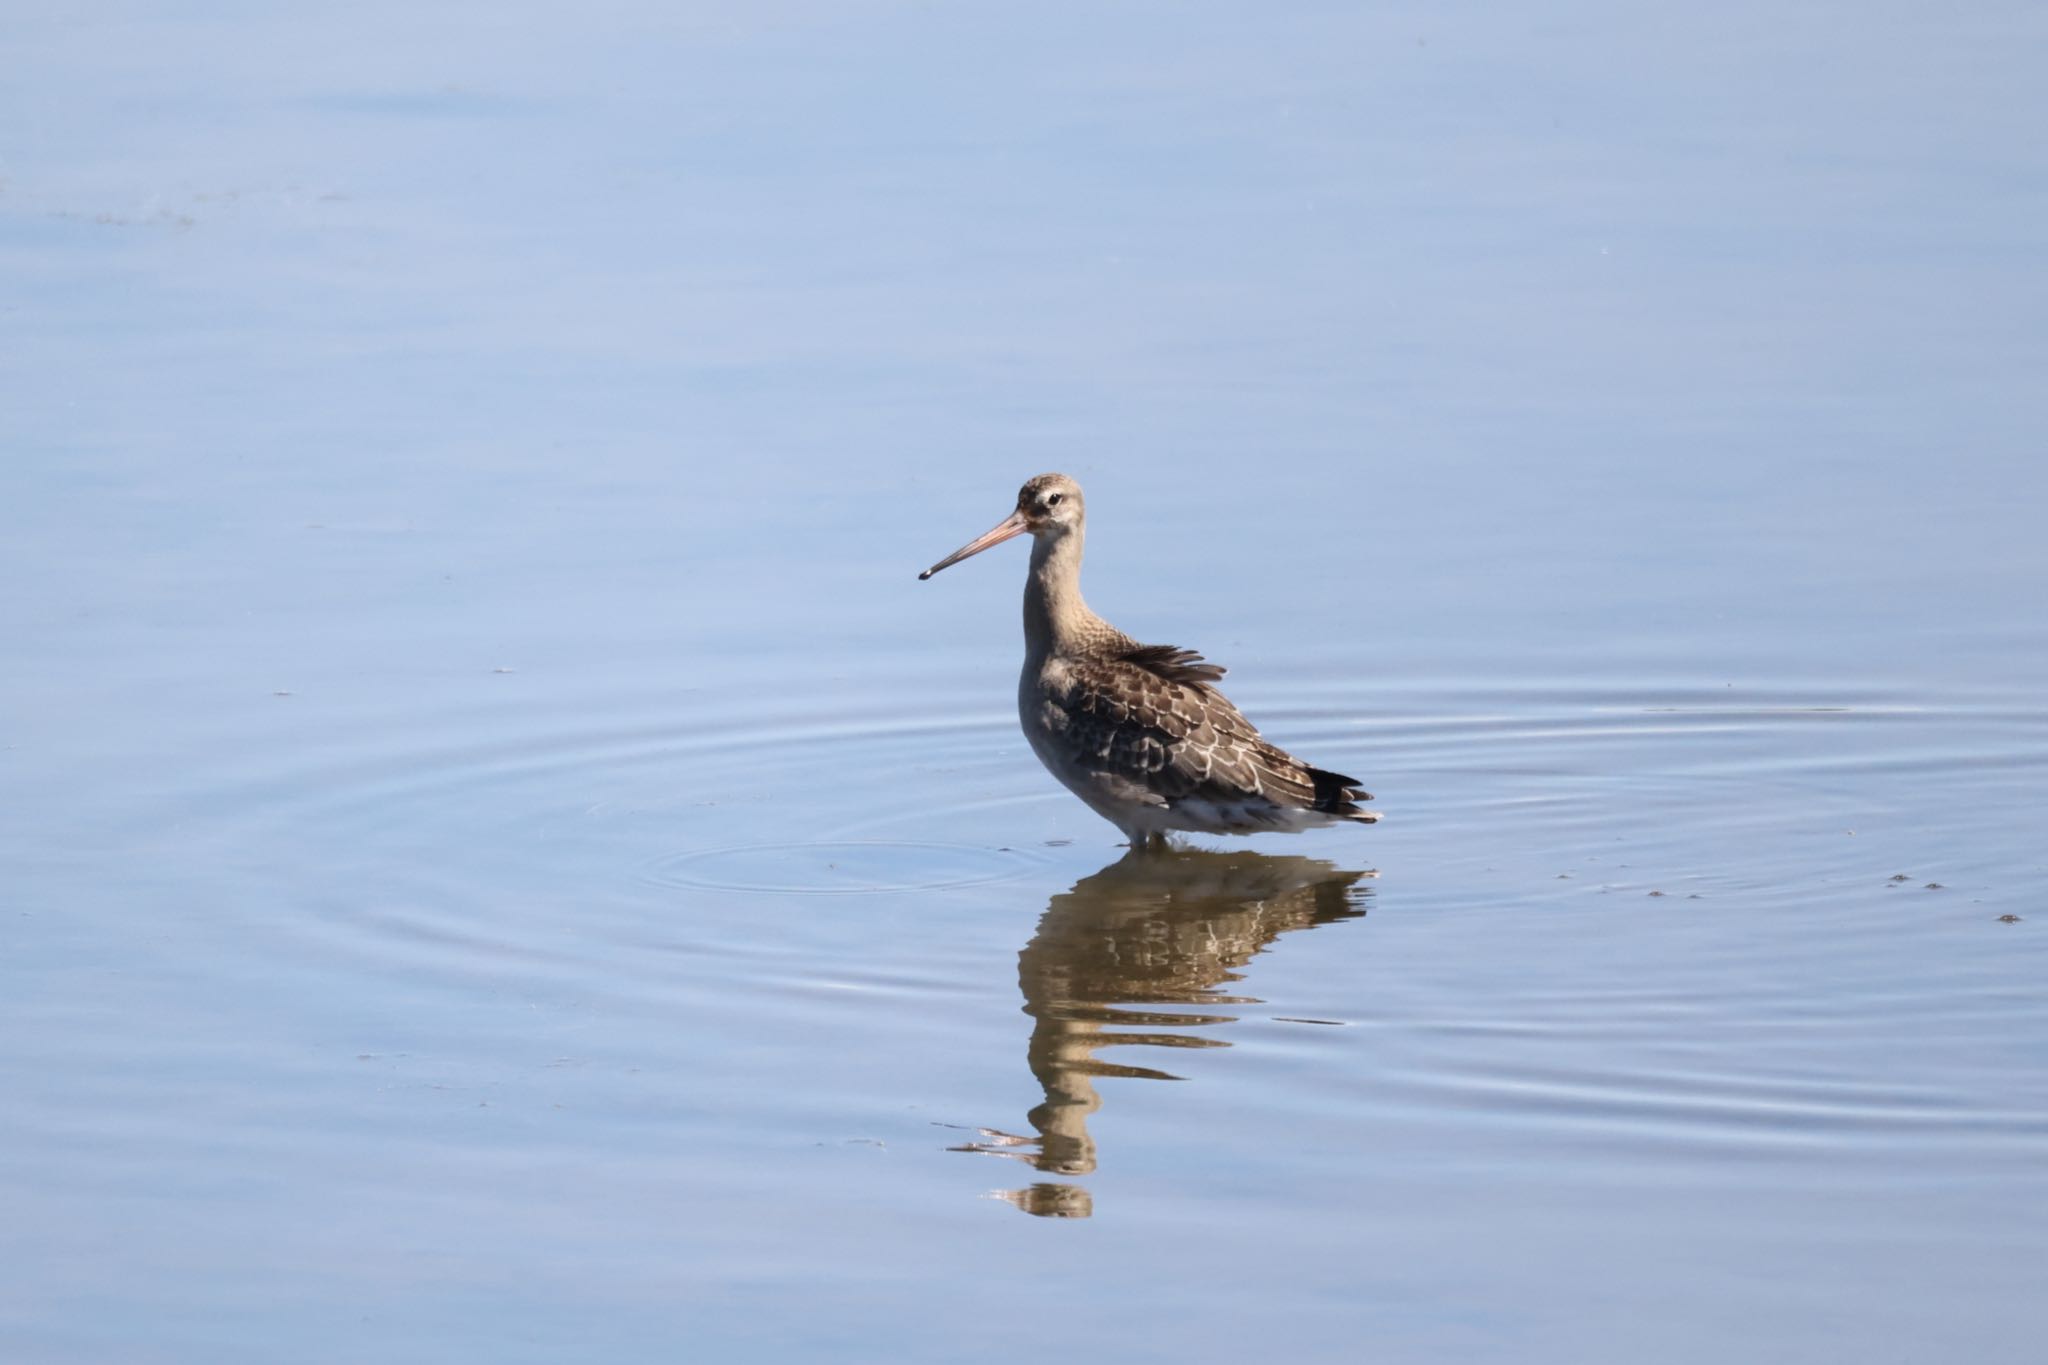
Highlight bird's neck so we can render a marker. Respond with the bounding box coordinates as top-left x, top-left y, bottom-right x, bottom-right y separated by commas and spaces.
1023, 528, 1100, 658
